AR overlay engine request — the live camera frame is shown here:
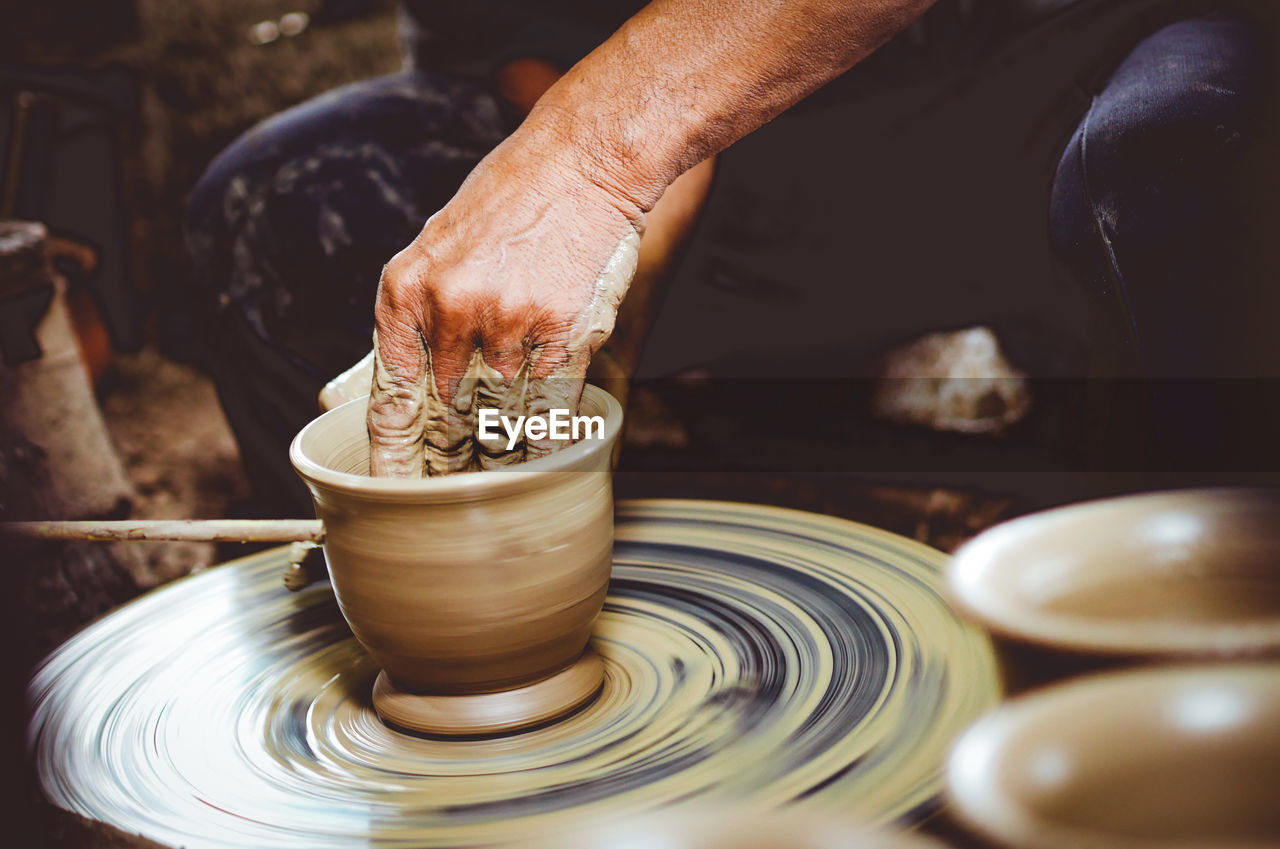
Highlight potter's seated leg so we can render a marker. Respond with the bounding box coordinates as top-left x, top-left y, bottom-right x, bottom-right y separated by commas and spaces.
1050, 16, 1278, 461
185, 71, 508, 514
